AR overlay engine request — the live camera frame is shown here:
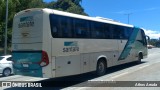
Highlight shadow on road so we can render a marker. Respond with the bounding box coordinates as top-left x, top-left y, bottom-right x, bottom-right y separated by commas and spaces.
4, 61, 147, 90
